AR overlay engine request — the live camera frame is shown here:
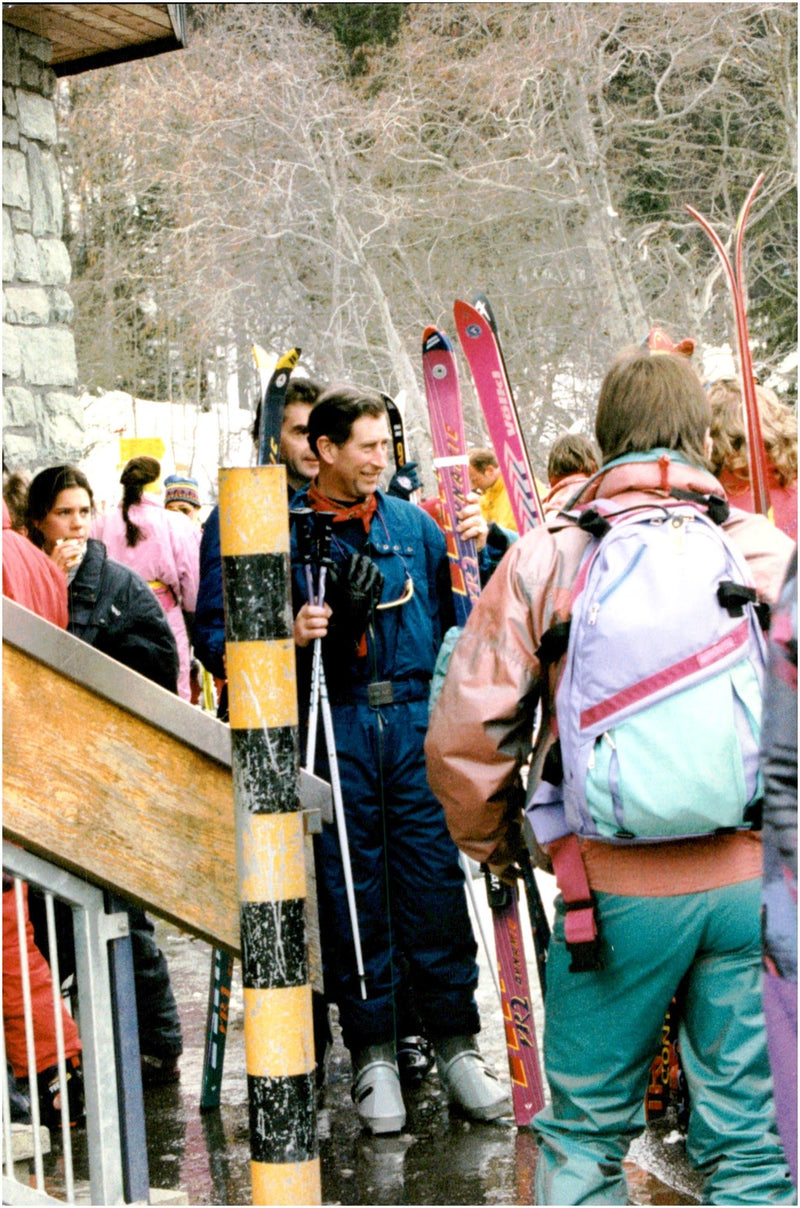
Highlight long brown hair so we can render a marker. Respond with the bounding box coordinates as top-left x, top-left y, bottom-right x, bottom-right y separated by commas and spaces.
595, 349, 712, 468
120, 456, 160, 546
25, 464, 94, 548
